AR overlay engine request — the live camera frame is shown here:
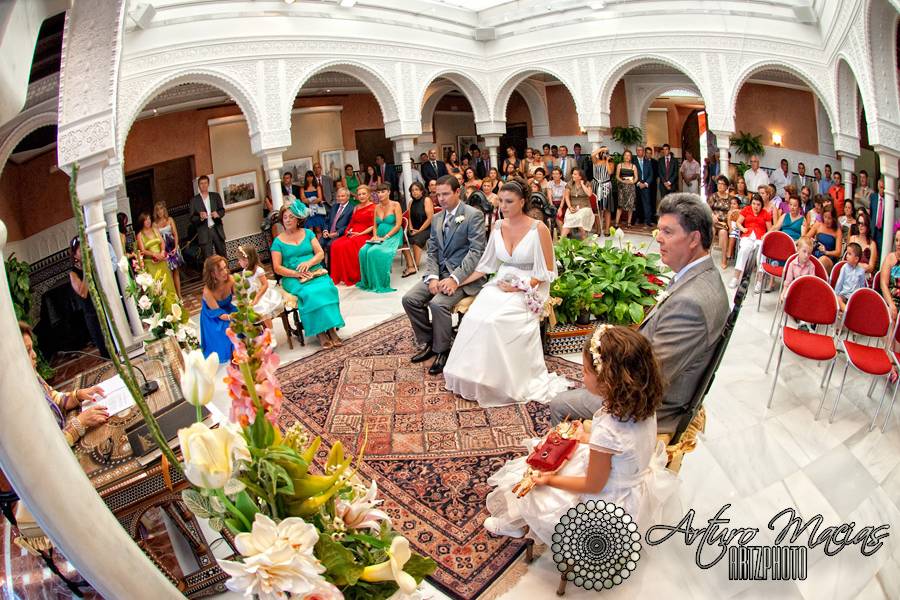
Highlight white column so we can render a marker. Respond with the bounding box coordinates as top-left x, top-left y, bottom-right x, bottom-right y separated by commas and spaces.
79, 160, 132, 353
104, 188, 142, 339
585, 127, 604, 152
259, 148, 286, 212
840, 152, 857, 202
0, 218, 183, 599
483, 135, 501, 173
712, 130, 733, 182
877, 148, 899, 265
393, 136, 417, 209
